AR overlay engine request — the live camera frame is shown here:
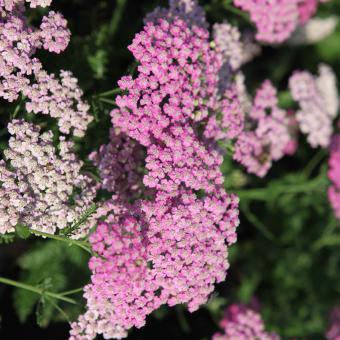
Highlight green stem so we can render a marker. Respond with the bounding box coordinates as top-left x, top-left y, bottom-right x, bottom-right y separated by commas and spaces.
303, 150, 326, 179
223, 3, 252, 23
98, 98, 117, 105
235, 176, 326, 201
108, 0, 128, 37
241, 202, 276, 241
60, 287, 83, 296
0, 277, 77, 305
45, 296, 71, 322
175, 306, 191, 333
313, 218, 340, 250
29, 229, 93, 256
313, 235, 340, 250
11, 103, 21, 119
98, 88, 122, 97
